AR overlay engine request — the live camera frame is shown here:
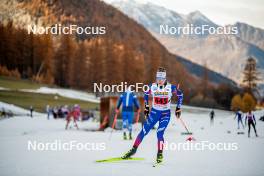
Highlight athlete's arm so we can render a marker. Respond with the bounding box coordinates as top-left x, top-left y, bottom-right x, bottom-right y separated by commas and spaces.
253, 115, 256, 125
144, 84, 152, 105
143, 84, 152, 116
172, 84, 183, 108
234, 112, 237, 120
172, 84, 183, 118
